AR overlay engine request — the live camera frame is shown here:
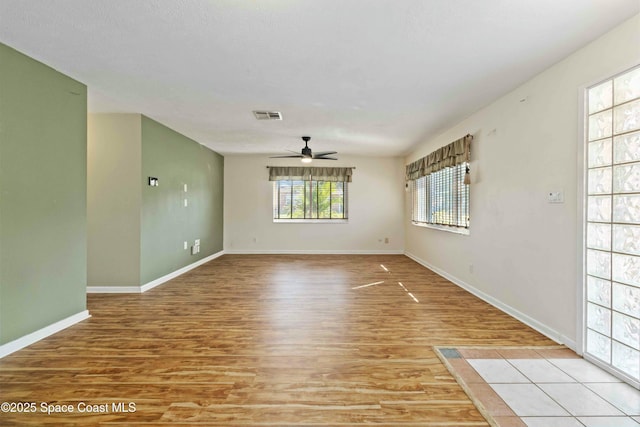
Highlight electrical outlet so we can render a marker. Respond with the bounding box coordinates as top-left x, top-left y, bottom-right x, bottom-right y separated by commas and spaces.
191, 239, 201, 254
184, 198, 188, 207
384, 237, 389, 244
184, 184, 188, 192
183, 241, 188, 250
